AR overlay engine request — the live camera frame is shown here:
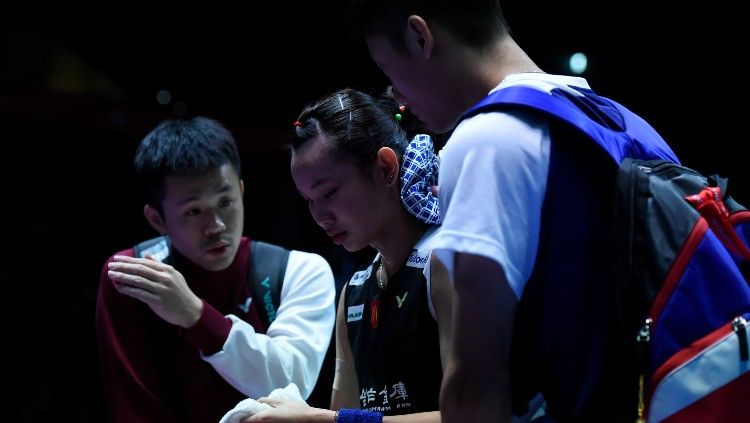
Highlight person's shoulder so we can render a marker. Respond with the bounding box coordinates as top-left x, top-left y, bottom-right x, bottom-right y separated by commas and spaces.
287, 249, 333, 274
449, 109, 547, 154
288, 249, 326, 263
446, 76, 588, 154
